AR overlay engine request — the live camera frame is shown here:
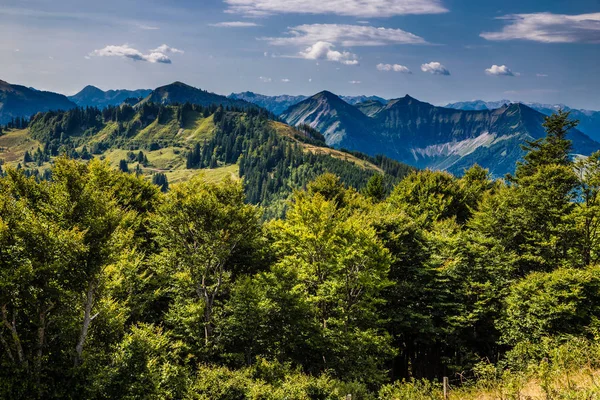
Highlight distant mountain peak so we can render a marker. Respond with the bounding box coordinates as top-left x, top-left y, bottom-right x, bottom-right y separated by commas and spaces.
314, 90, 339, 99
167, 81, 195, 89
78, 85, 104, 95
